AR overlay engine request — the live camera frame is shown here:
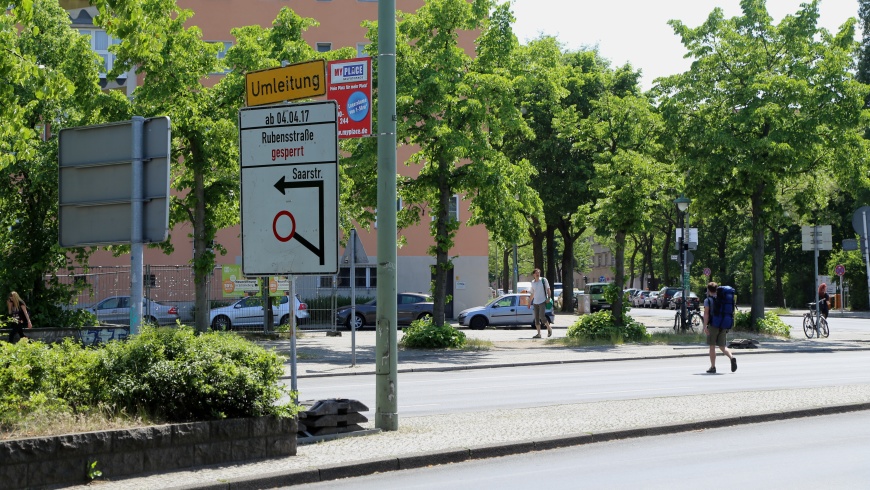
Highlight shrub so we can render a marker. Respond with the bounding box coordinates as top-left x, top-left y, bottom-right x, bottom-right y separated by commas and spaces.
399, 317, 466, 349
755, 312, 791, 337
733, 309, 752, 330
0, 326, 297, 432
566, 311, 650, 343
